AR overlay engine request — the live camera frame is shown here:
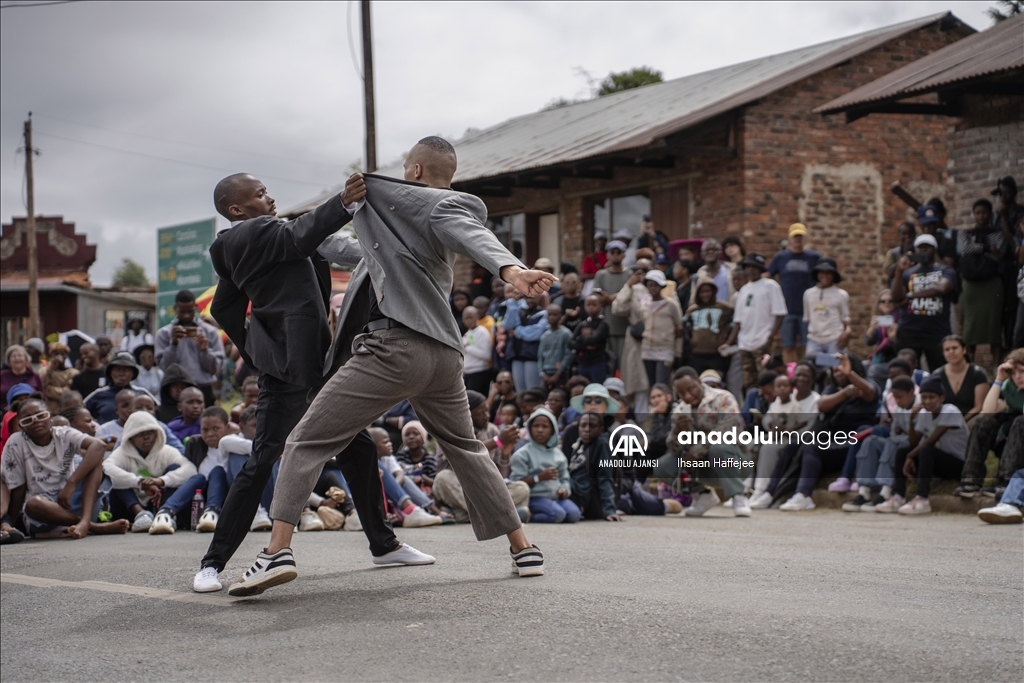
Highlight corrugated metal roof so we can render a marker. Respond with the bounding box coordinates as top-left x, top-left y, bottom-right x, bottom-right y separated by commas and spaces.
817, 13, 1023, 114
284, 12, 960, 216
